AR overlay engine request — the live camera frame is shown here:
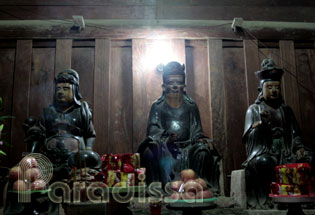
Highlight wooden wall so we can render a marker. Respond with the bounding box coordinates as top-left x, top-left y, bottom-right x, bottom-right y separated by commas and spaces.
1, 38, 314, 195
